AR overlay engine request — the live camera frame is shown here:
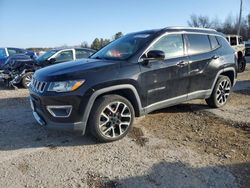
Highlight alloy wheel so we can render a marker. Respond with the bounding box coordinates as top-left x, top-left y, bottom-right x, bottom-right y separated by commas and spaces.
216, 79, 231, 105
99, 101, 132, 138
24, 75, 32, 87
